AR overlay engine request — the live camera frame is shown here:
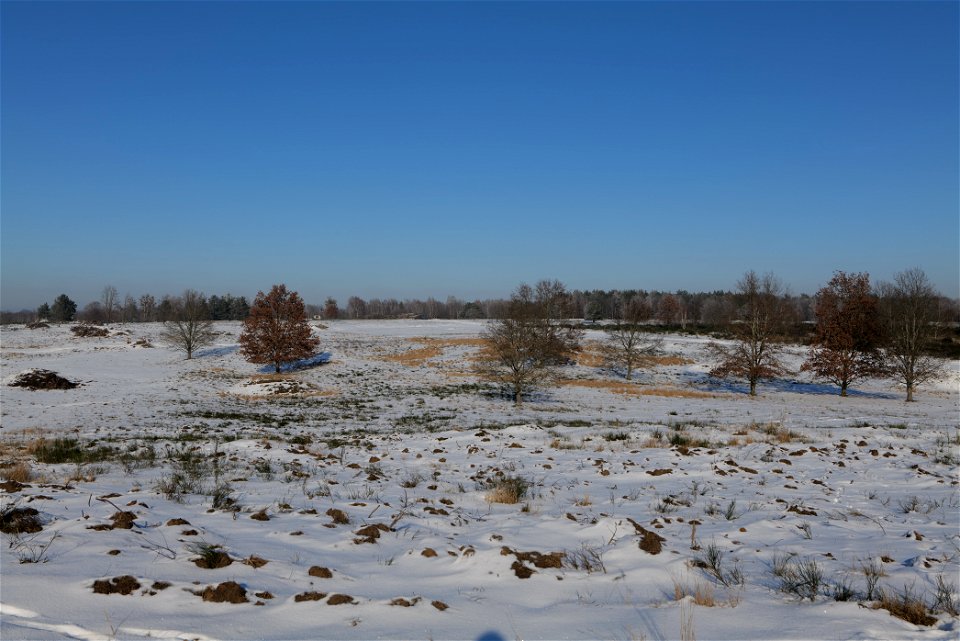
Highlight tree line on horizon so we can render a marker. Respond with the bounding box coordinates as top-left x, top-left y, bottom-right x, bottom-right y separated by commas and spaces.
5, 269, 954, 403
7, 279, 959, 329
